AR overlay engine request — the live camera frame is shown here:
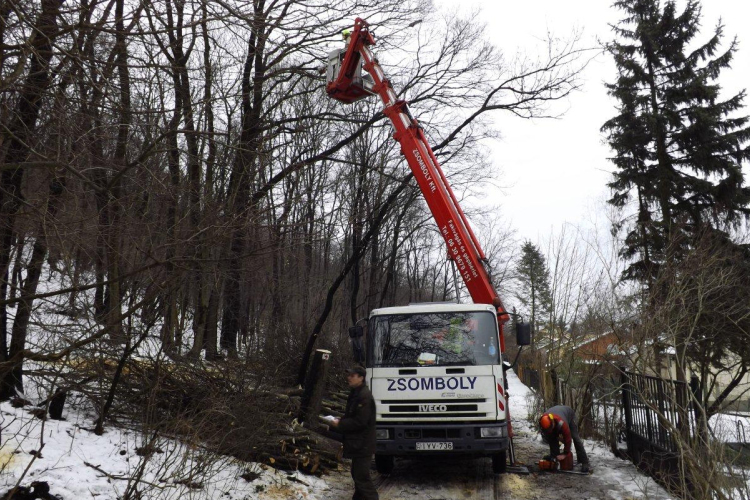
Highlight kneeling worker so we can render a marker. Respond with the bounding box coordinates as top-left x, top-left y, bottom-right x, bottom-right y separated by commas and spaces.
539, 405, 590, 473
330, 366, 379, 500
